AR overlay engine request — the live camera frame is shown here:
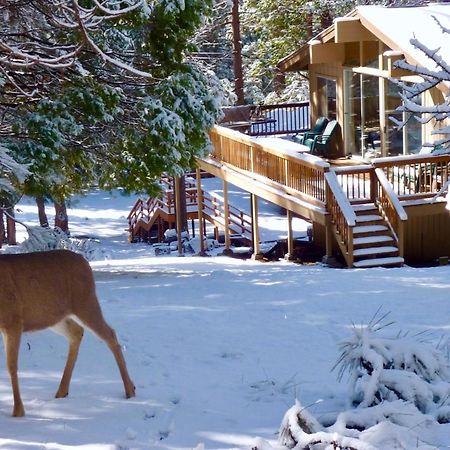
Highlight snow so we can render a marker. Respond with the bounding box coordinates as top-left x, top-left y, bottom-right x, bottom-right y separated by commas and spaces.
357, 5, 450, 73
0, 187, 450, 449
